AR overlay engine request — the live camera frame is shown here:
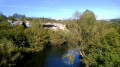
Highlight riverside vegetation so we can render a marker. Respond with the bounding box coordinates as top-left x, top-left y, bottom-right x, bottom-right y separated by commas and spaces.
0, 10, 120, 67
